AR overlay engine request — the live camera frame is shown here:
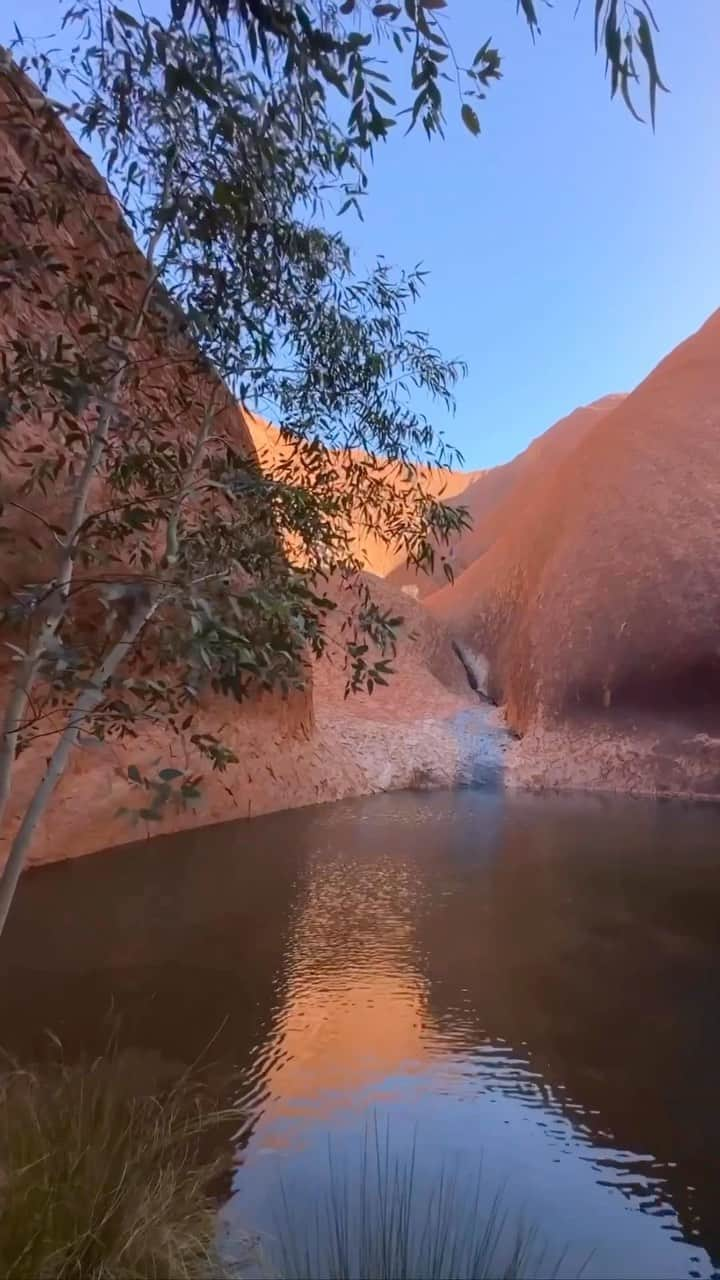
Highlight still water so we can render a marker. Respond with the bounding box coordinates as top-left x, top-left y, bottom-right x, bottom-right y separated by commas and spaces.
1, 788, 719, 1278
